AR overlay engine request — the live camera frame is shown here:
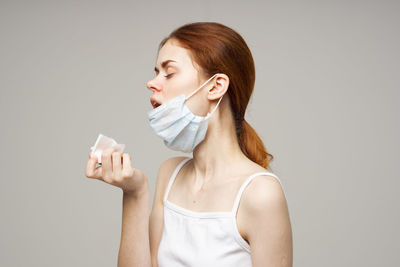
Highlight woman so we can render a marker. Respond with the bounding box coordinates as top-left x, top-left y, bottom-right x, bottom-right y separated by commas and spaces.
86, 22, 292, 267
